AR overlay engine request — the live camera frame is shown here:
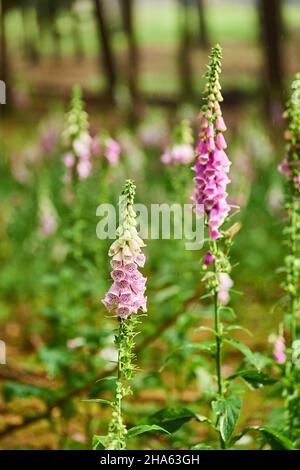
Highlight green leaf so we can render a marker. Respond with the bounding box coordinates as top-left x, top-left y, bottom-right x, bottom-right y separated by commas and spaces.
3, 381, 57, 405
127, 425, 170, 438
218, 306, 236, 321
256, 426, 295, 450
82, 399, 113, 406
192, 443, 214, 450
224, 338, 259, 370
92, 435, 110, 450
224, 325, 252, 336
147, 407, 195, 433
160, 343, 214, 371
195, 414, 212, 425
212, 395, 242, 444
95, 376, 117, 384
194, 326, 216, 335
228, 369, 277, 389
232, 426, 295, 450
